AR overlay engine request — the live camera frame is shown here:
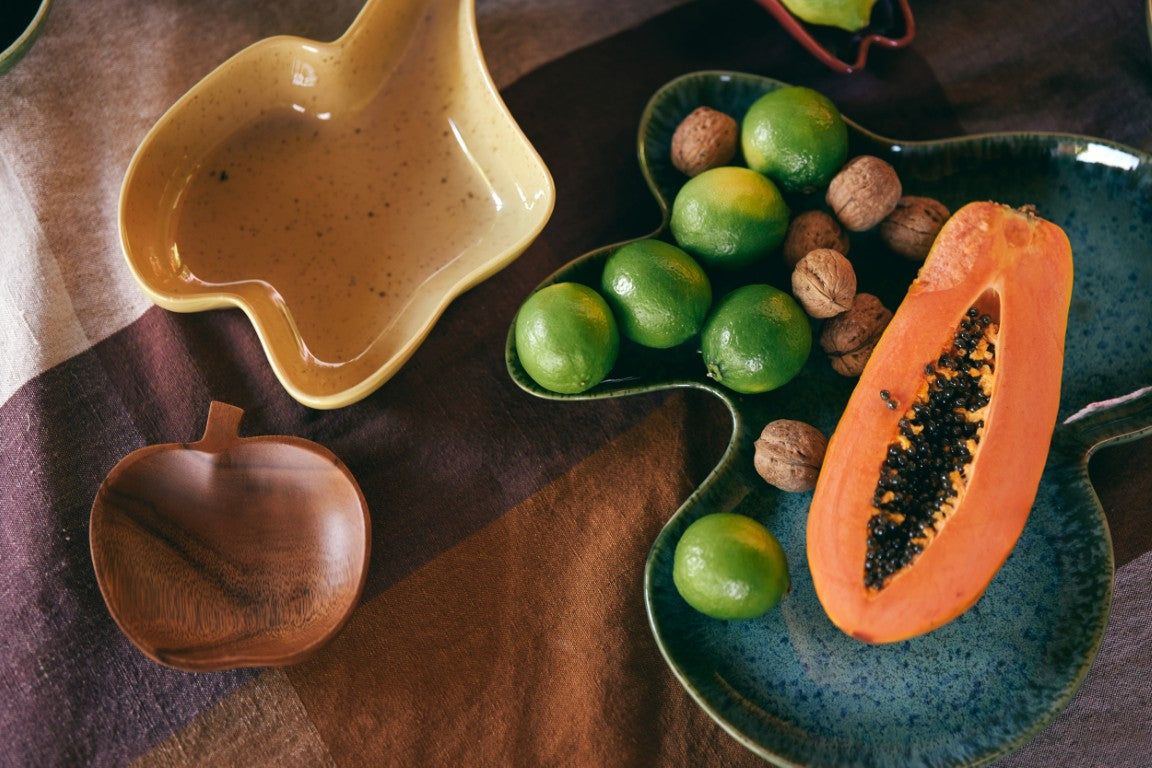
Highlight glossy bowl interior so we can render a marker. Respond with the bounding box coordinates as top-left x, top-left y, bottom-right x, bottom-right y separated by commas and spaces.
90, 402, 371, 671
120, 0, 554, 409
507, 70, 1152, 766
